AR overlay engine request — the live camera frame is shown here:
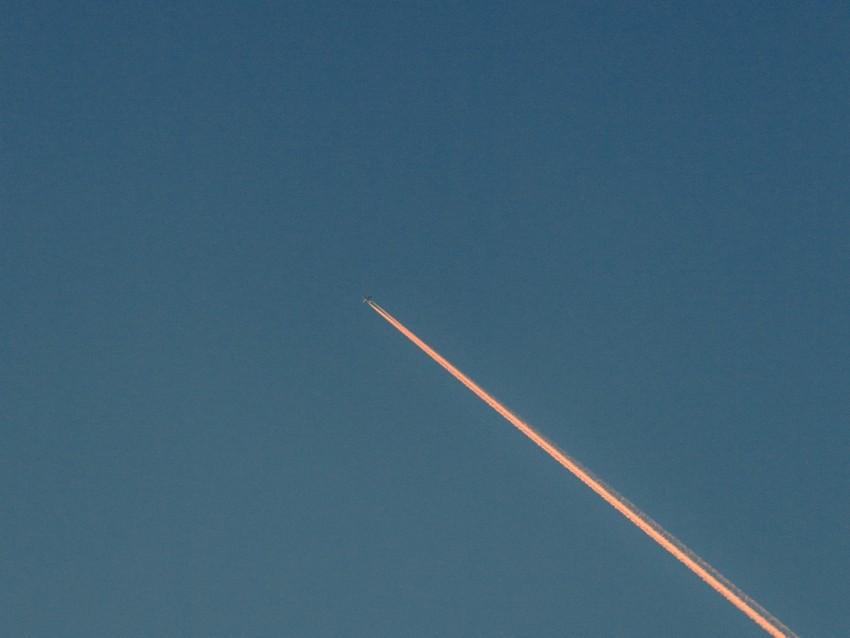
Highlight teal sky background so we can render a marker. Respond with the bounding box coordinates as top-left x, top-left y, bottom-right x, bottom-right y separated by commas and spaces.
3, 3, 848, 636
